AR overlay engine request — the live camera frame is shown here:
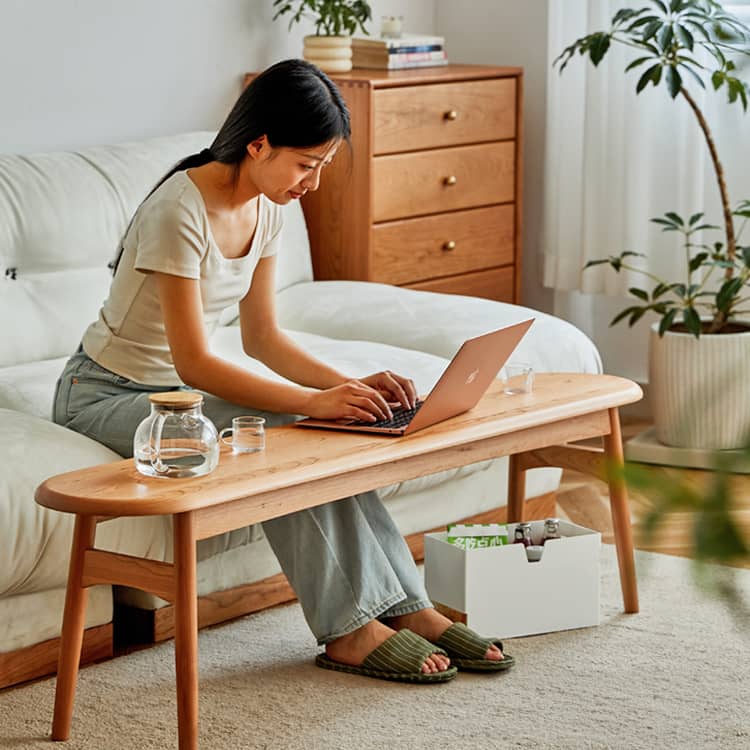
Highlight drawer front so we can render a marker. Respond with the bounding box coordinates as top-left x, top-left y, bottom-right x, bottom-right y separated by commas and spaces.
373, 78, 516, 155
373, 142, 515, 223
405, 266, 515, 303
371, 205, 515, 285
